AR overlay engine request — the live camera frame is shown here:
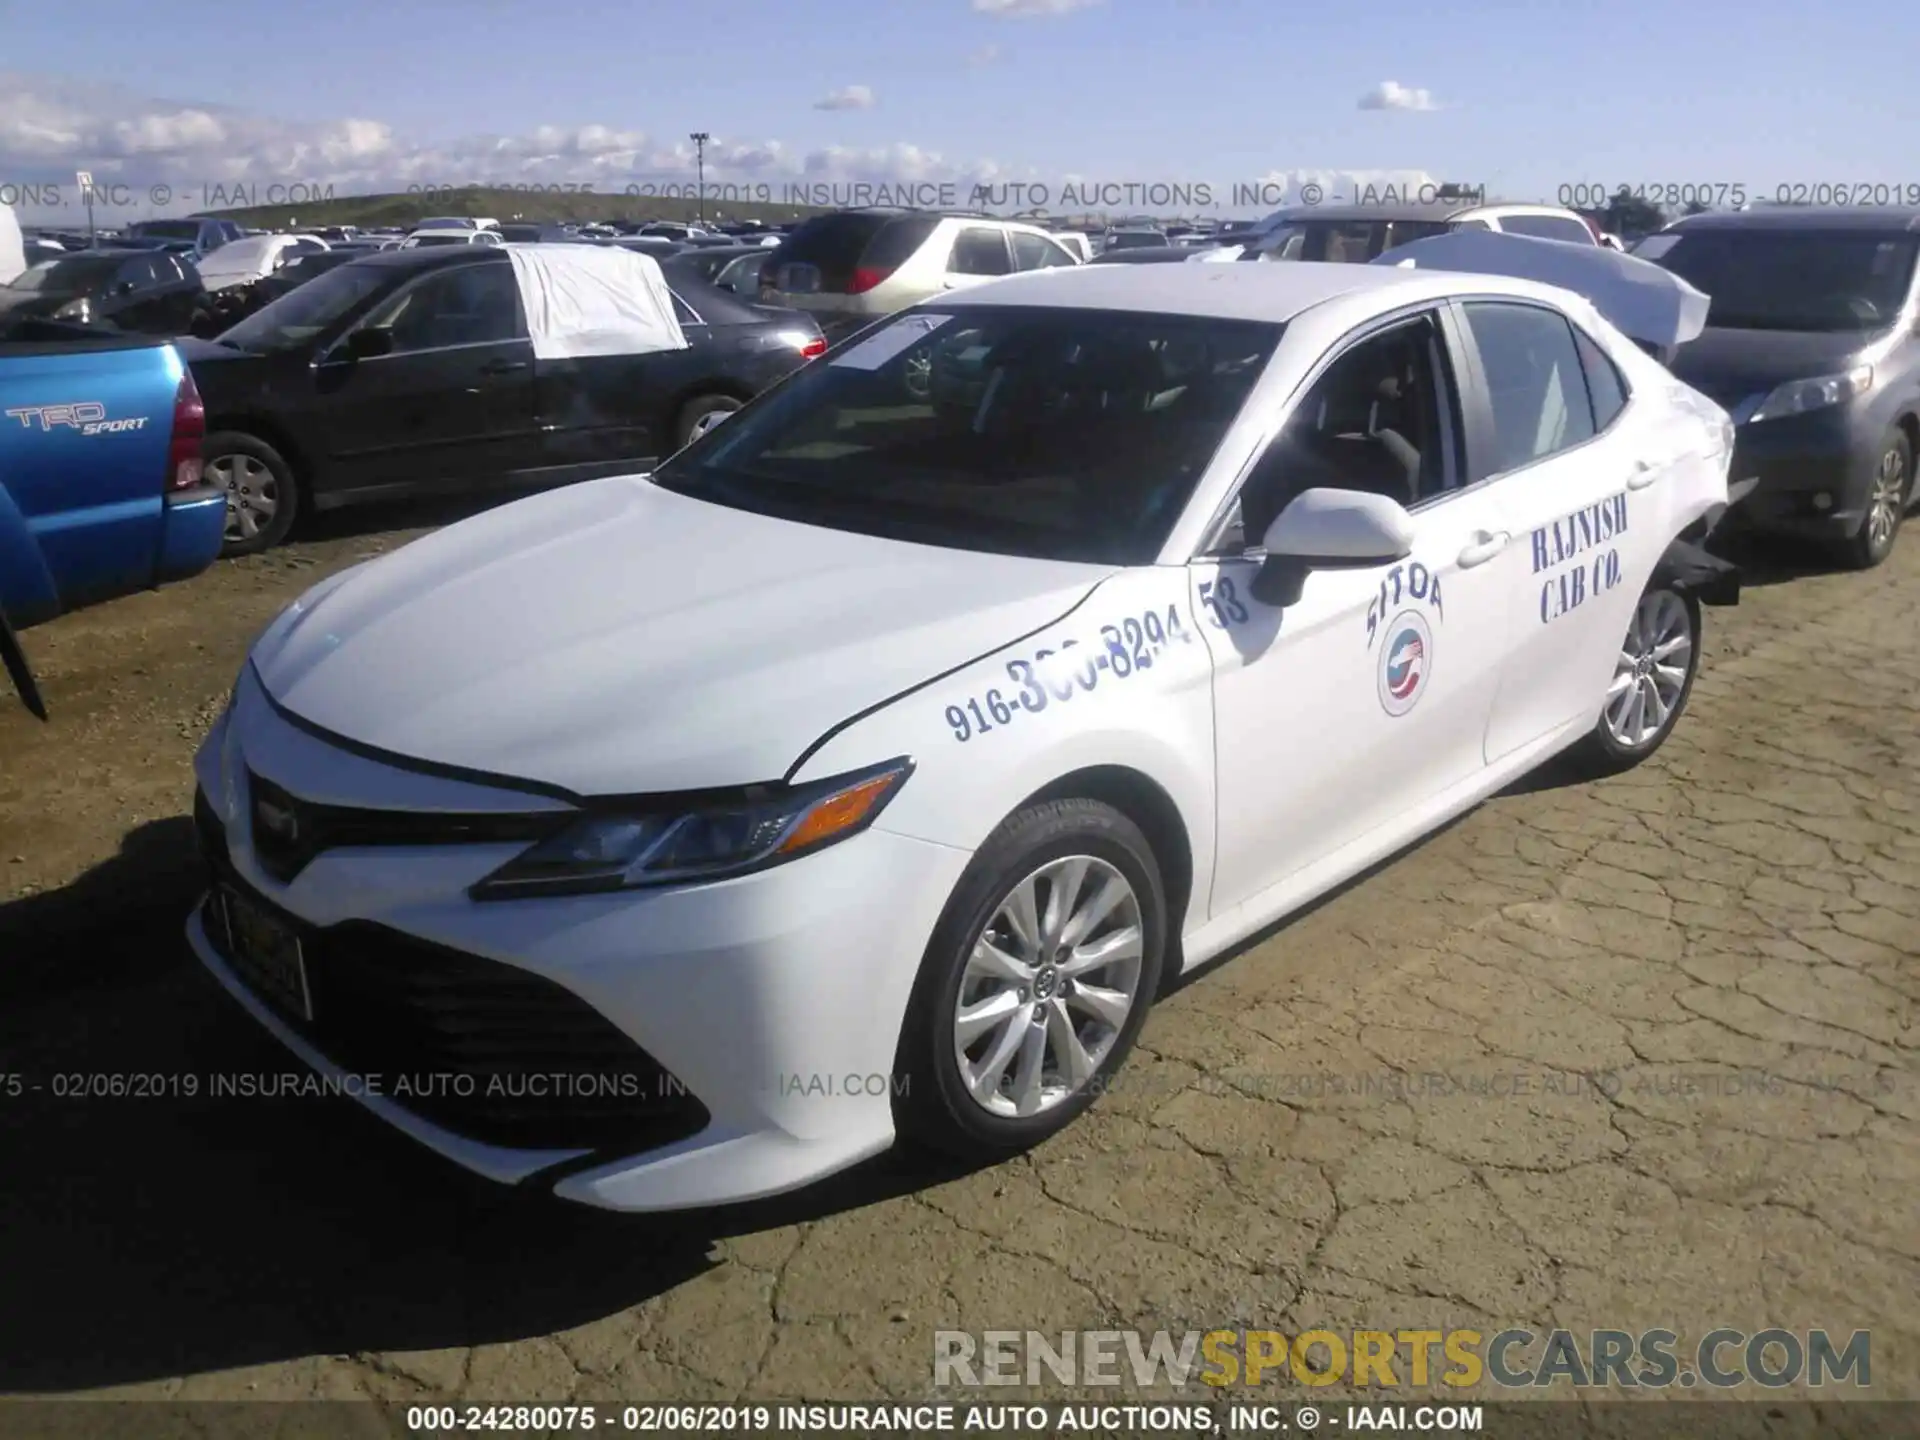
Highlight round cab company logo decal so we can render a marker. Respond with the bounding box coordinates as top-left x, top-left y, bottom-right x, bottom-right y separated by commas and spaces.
1377, 611, 1433, 717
